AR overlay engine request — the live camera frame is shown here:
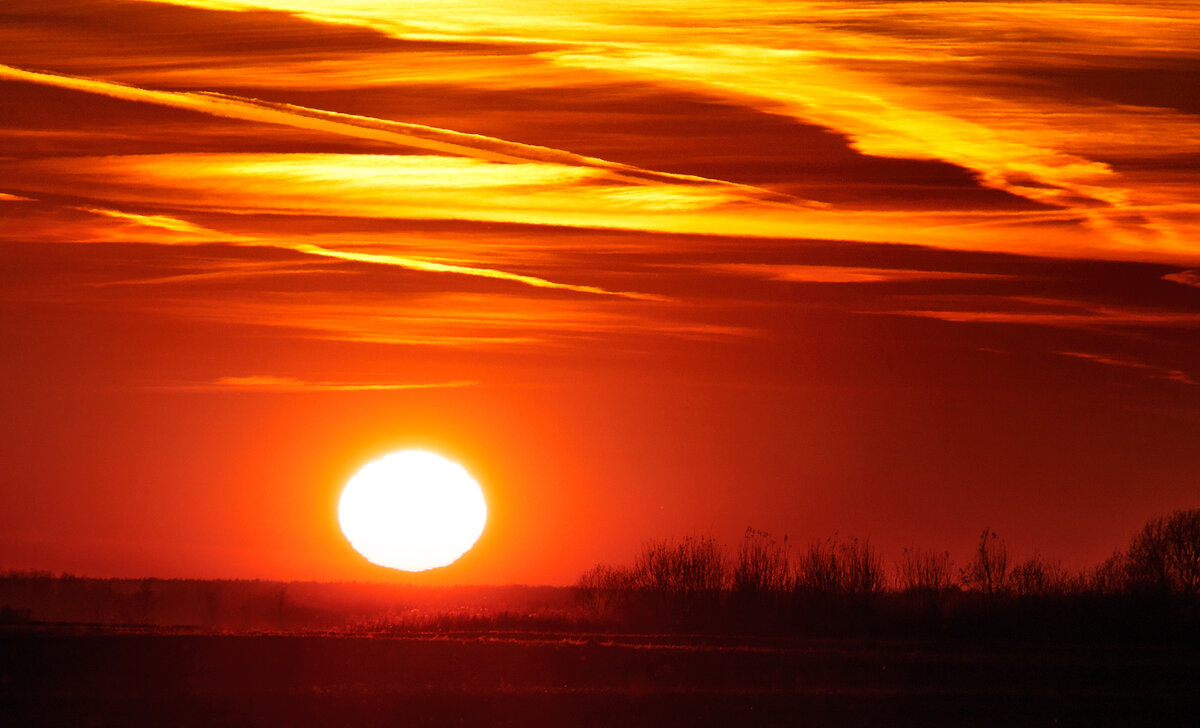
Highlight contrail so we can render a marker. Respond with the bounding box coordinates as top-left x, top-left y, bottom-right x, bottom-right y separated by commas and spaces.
0, 63, 815, 208
72, 205, 662, 300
